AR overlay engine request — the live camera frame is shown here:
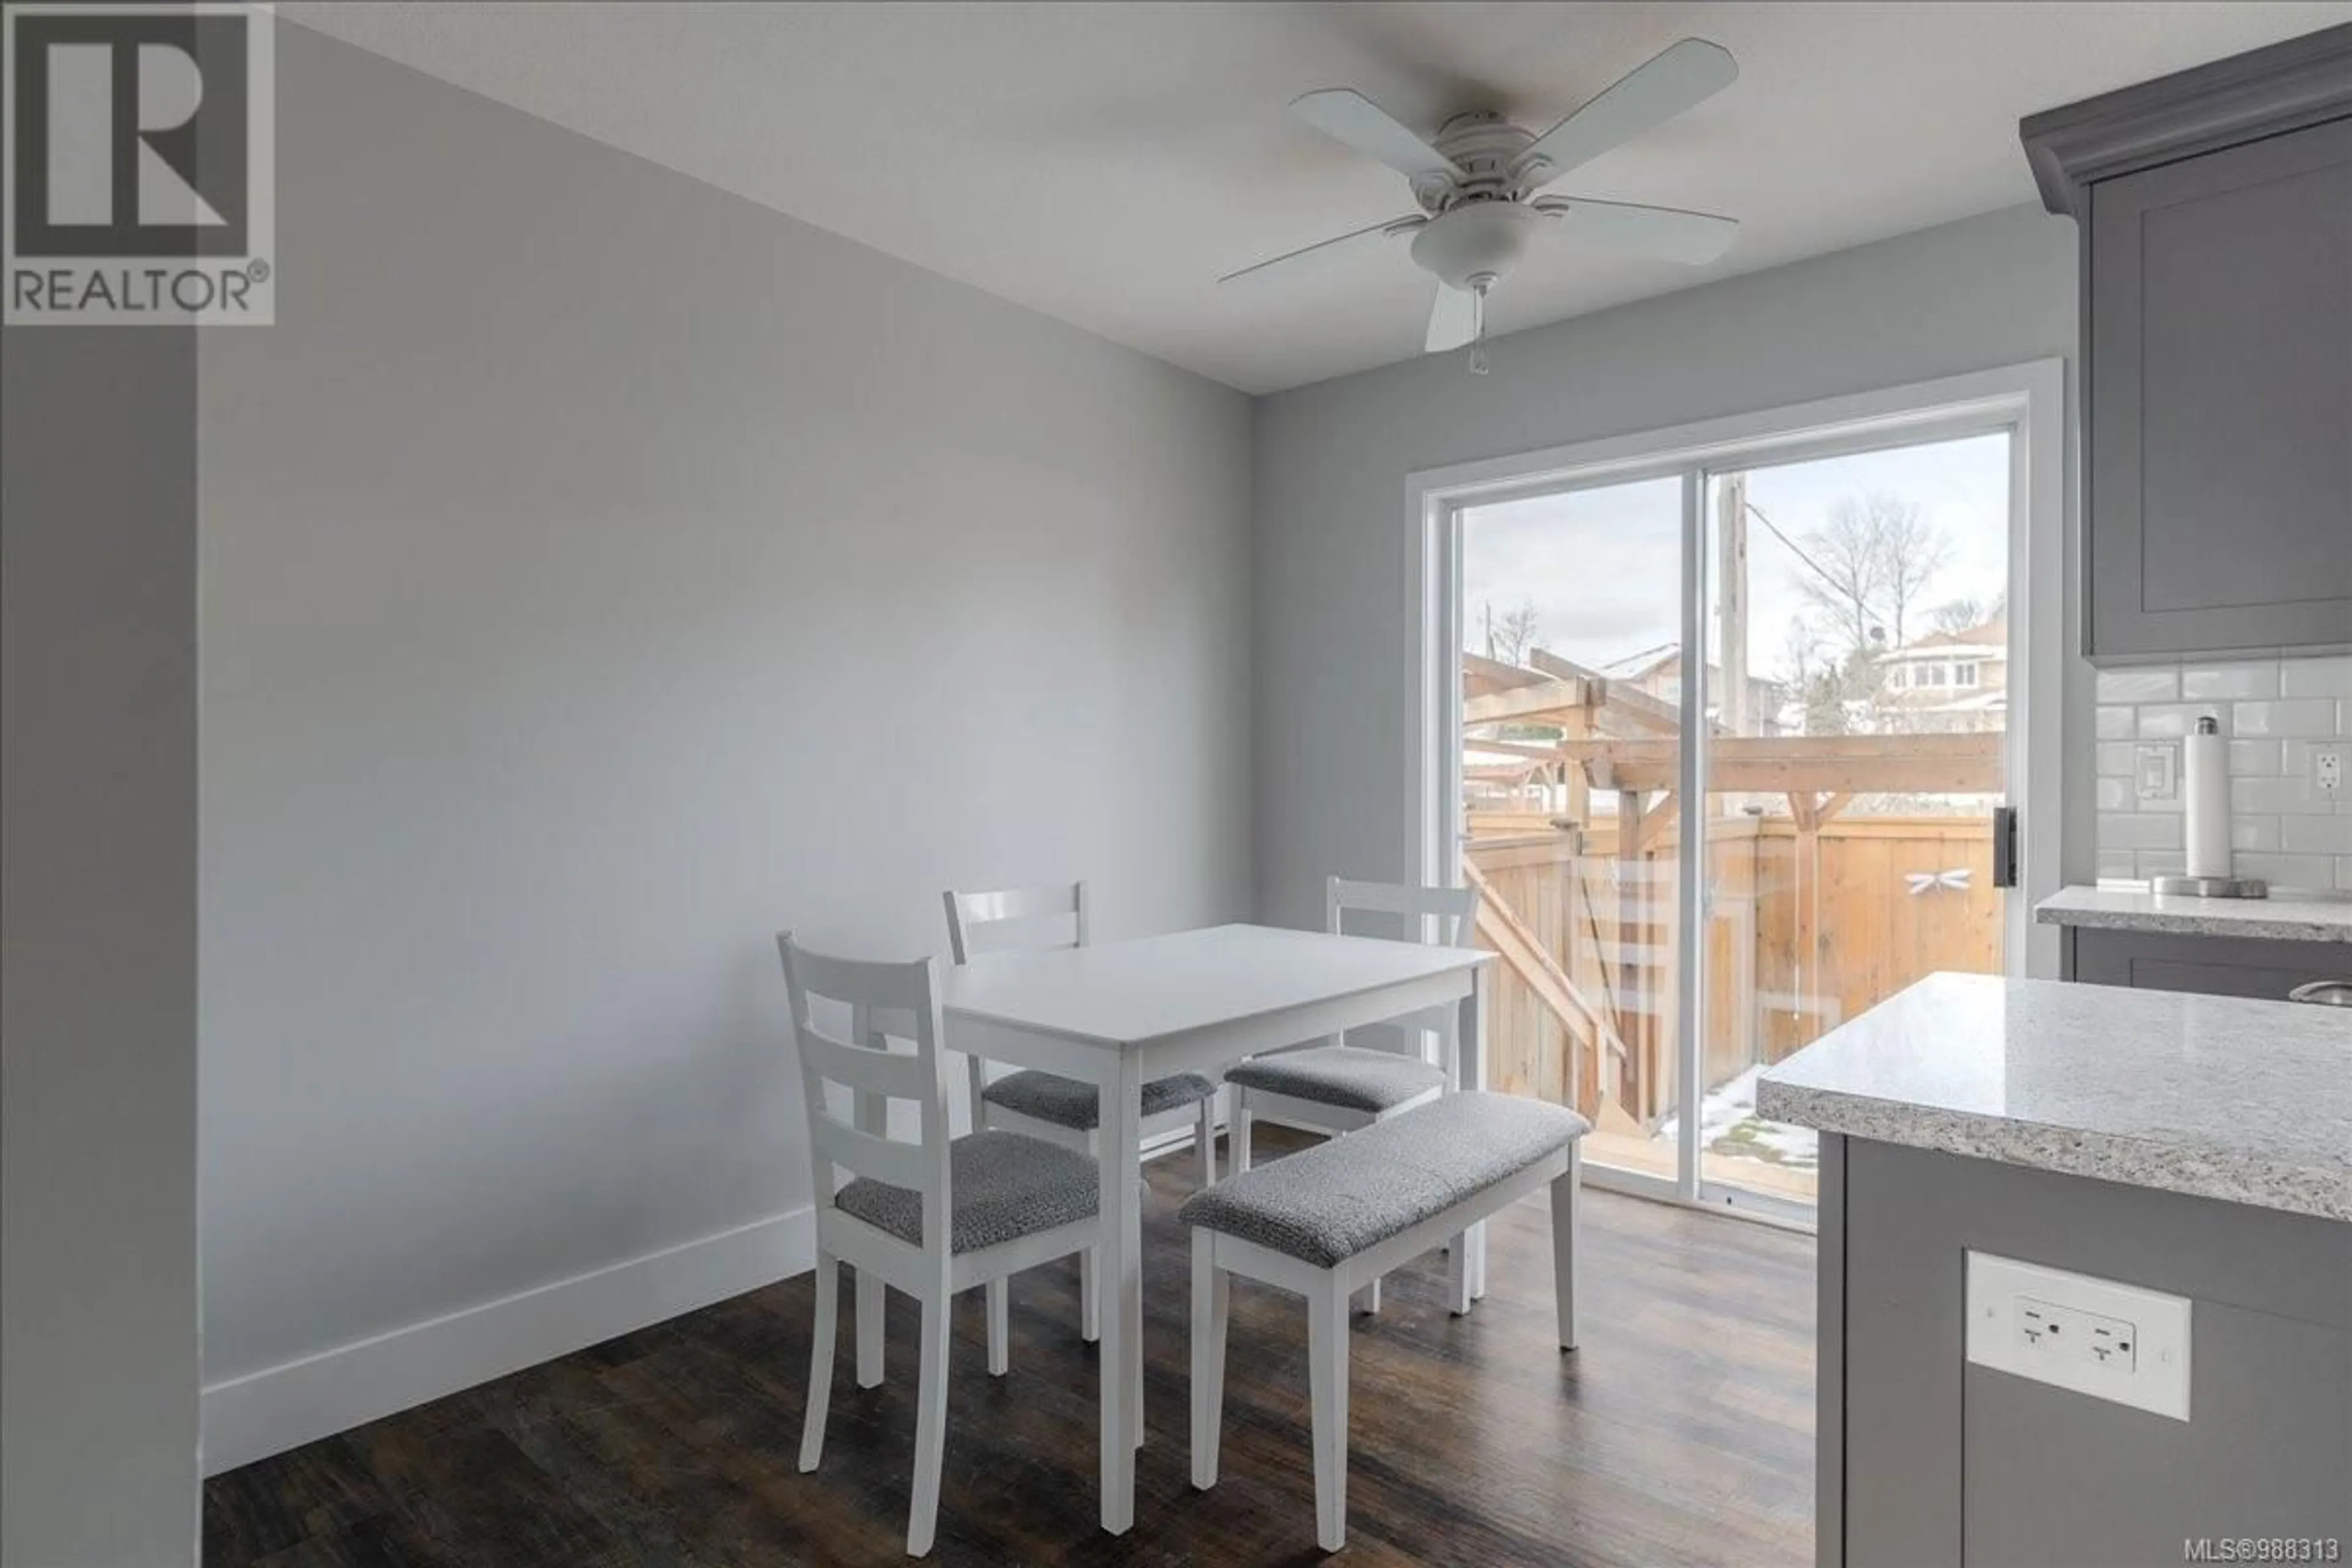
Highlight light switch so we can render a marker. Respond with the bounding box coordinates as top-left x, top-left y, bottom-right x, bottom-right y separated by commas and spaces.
1966, 1251, 2191, 1421
2135, 743, 2177, 802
